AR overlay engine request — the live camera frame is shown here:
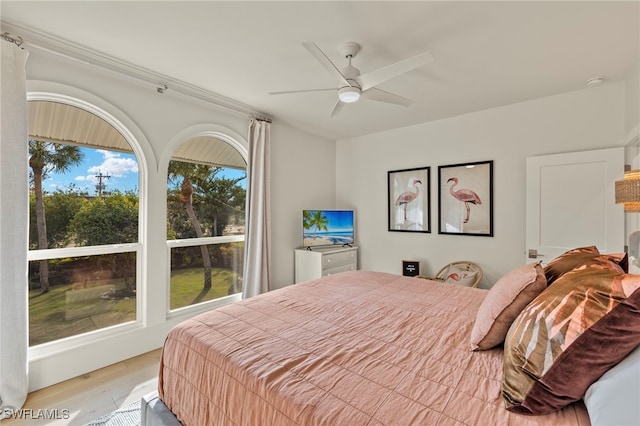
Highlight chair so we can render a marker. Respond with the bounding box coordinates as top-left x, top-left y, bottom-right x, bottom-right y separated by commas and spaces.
418, 261, 483, 288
